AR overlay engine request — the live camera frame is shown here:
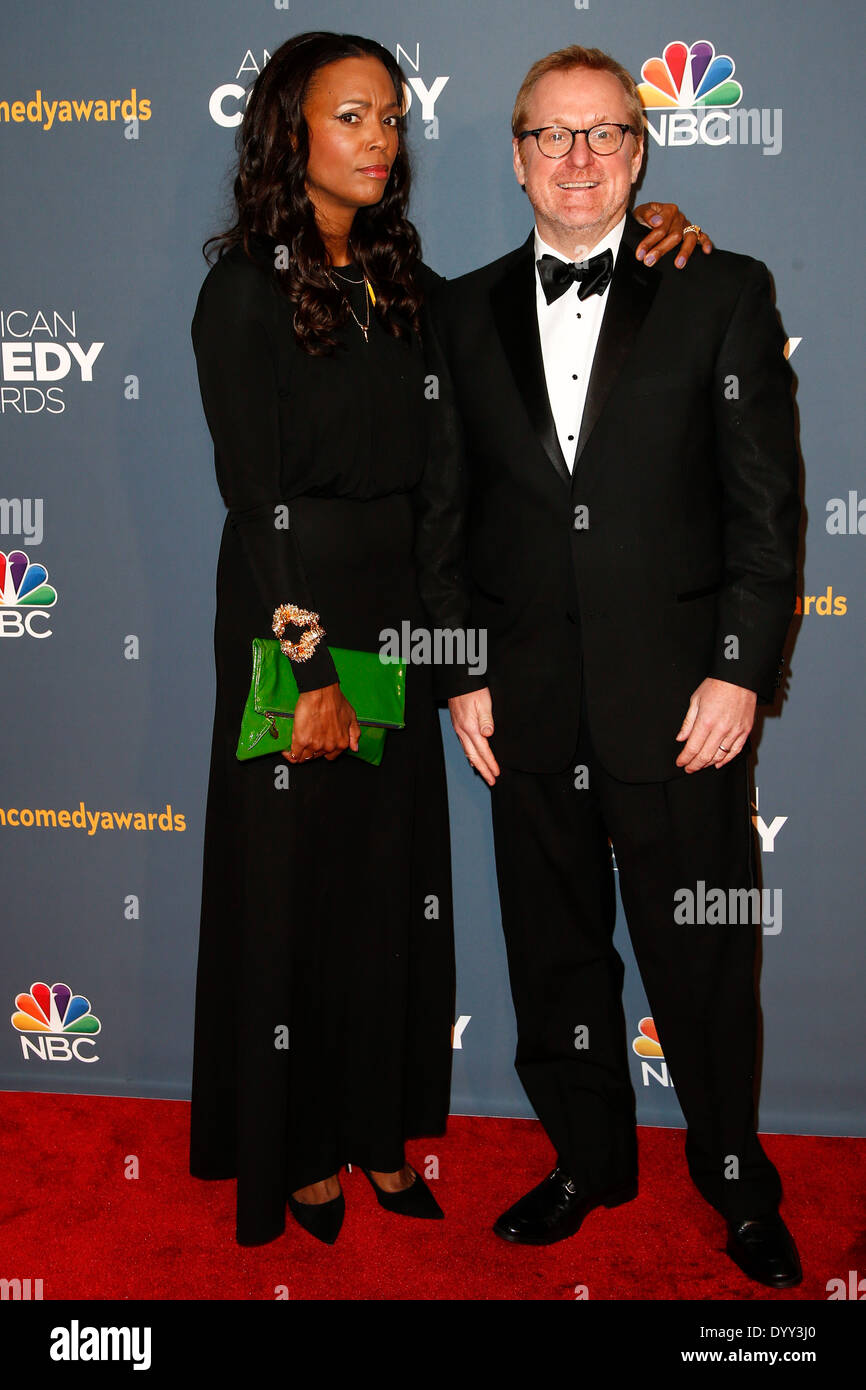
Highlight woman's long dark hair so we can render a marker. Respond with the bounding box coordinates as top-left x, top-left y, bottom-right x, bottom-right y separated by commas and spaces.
204, 31, 423, 354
